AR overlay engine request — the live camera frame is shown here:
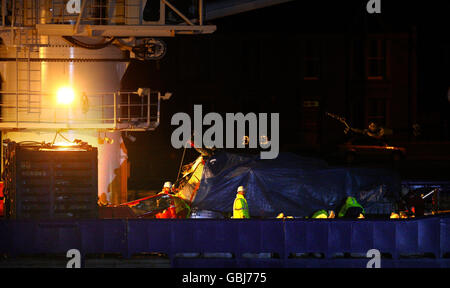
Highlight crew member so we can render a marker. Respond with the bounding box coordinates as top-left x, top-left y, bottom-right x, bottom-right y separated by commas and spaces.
338, 196, 365, 219
311, 210, 335, 219
155, 181, 177, 218
398, 190, 425, 218
158, 181, 173, 195
364, 122, 385, 140
232, 186, 250, 219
